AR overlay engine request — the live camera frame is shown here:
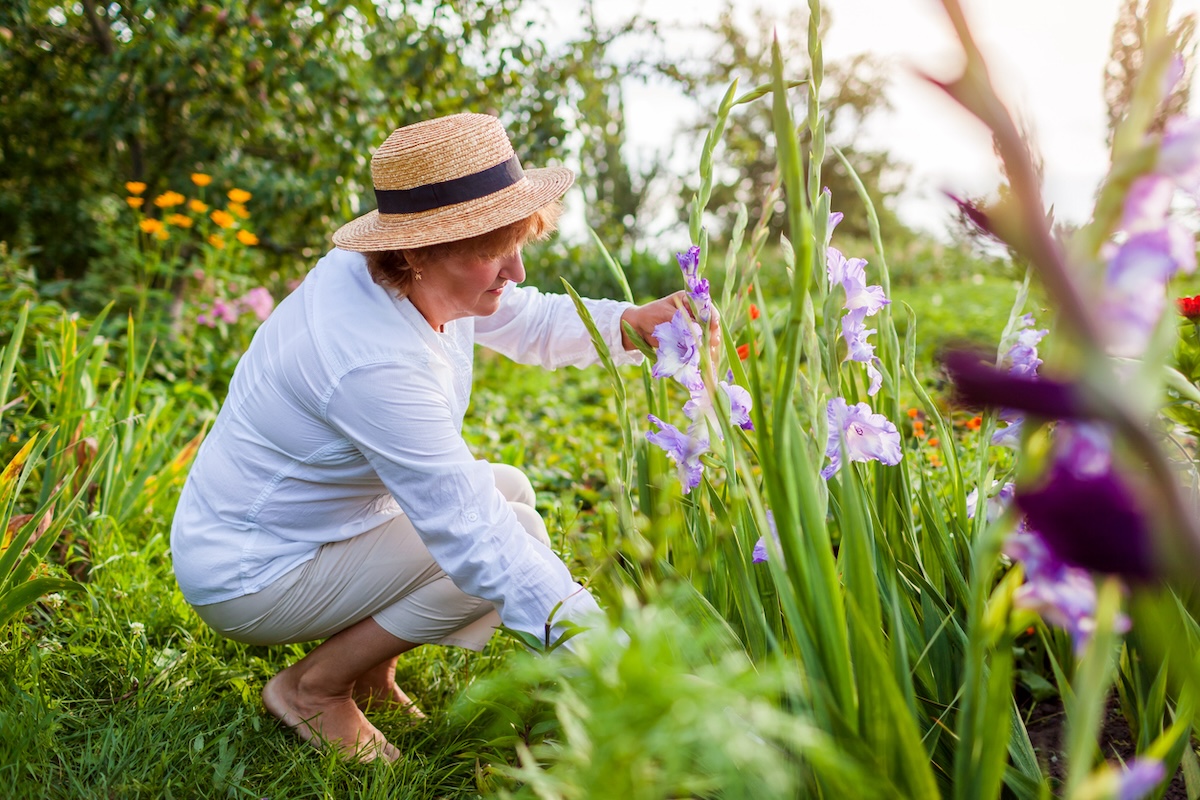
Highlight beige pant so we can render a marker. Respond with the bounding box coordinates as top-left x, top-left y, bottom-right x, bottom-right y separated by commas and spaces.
193, 464, 548, 651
